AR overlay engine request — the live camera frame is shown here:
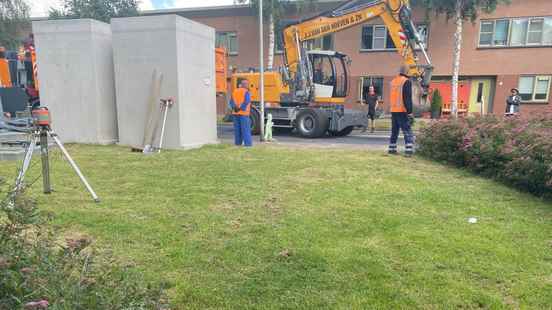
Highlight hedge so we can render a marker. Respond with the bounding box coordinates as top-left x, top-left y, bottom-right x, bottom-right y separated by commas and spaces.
417, 109, 552, 198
